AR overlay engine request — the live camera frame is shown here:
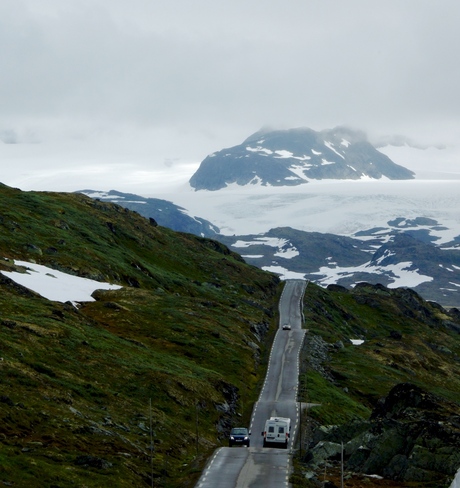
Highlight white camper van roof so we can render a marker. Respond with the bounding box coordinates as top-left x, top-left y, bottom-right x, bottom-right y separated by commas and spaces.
269, 417, 290, 423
